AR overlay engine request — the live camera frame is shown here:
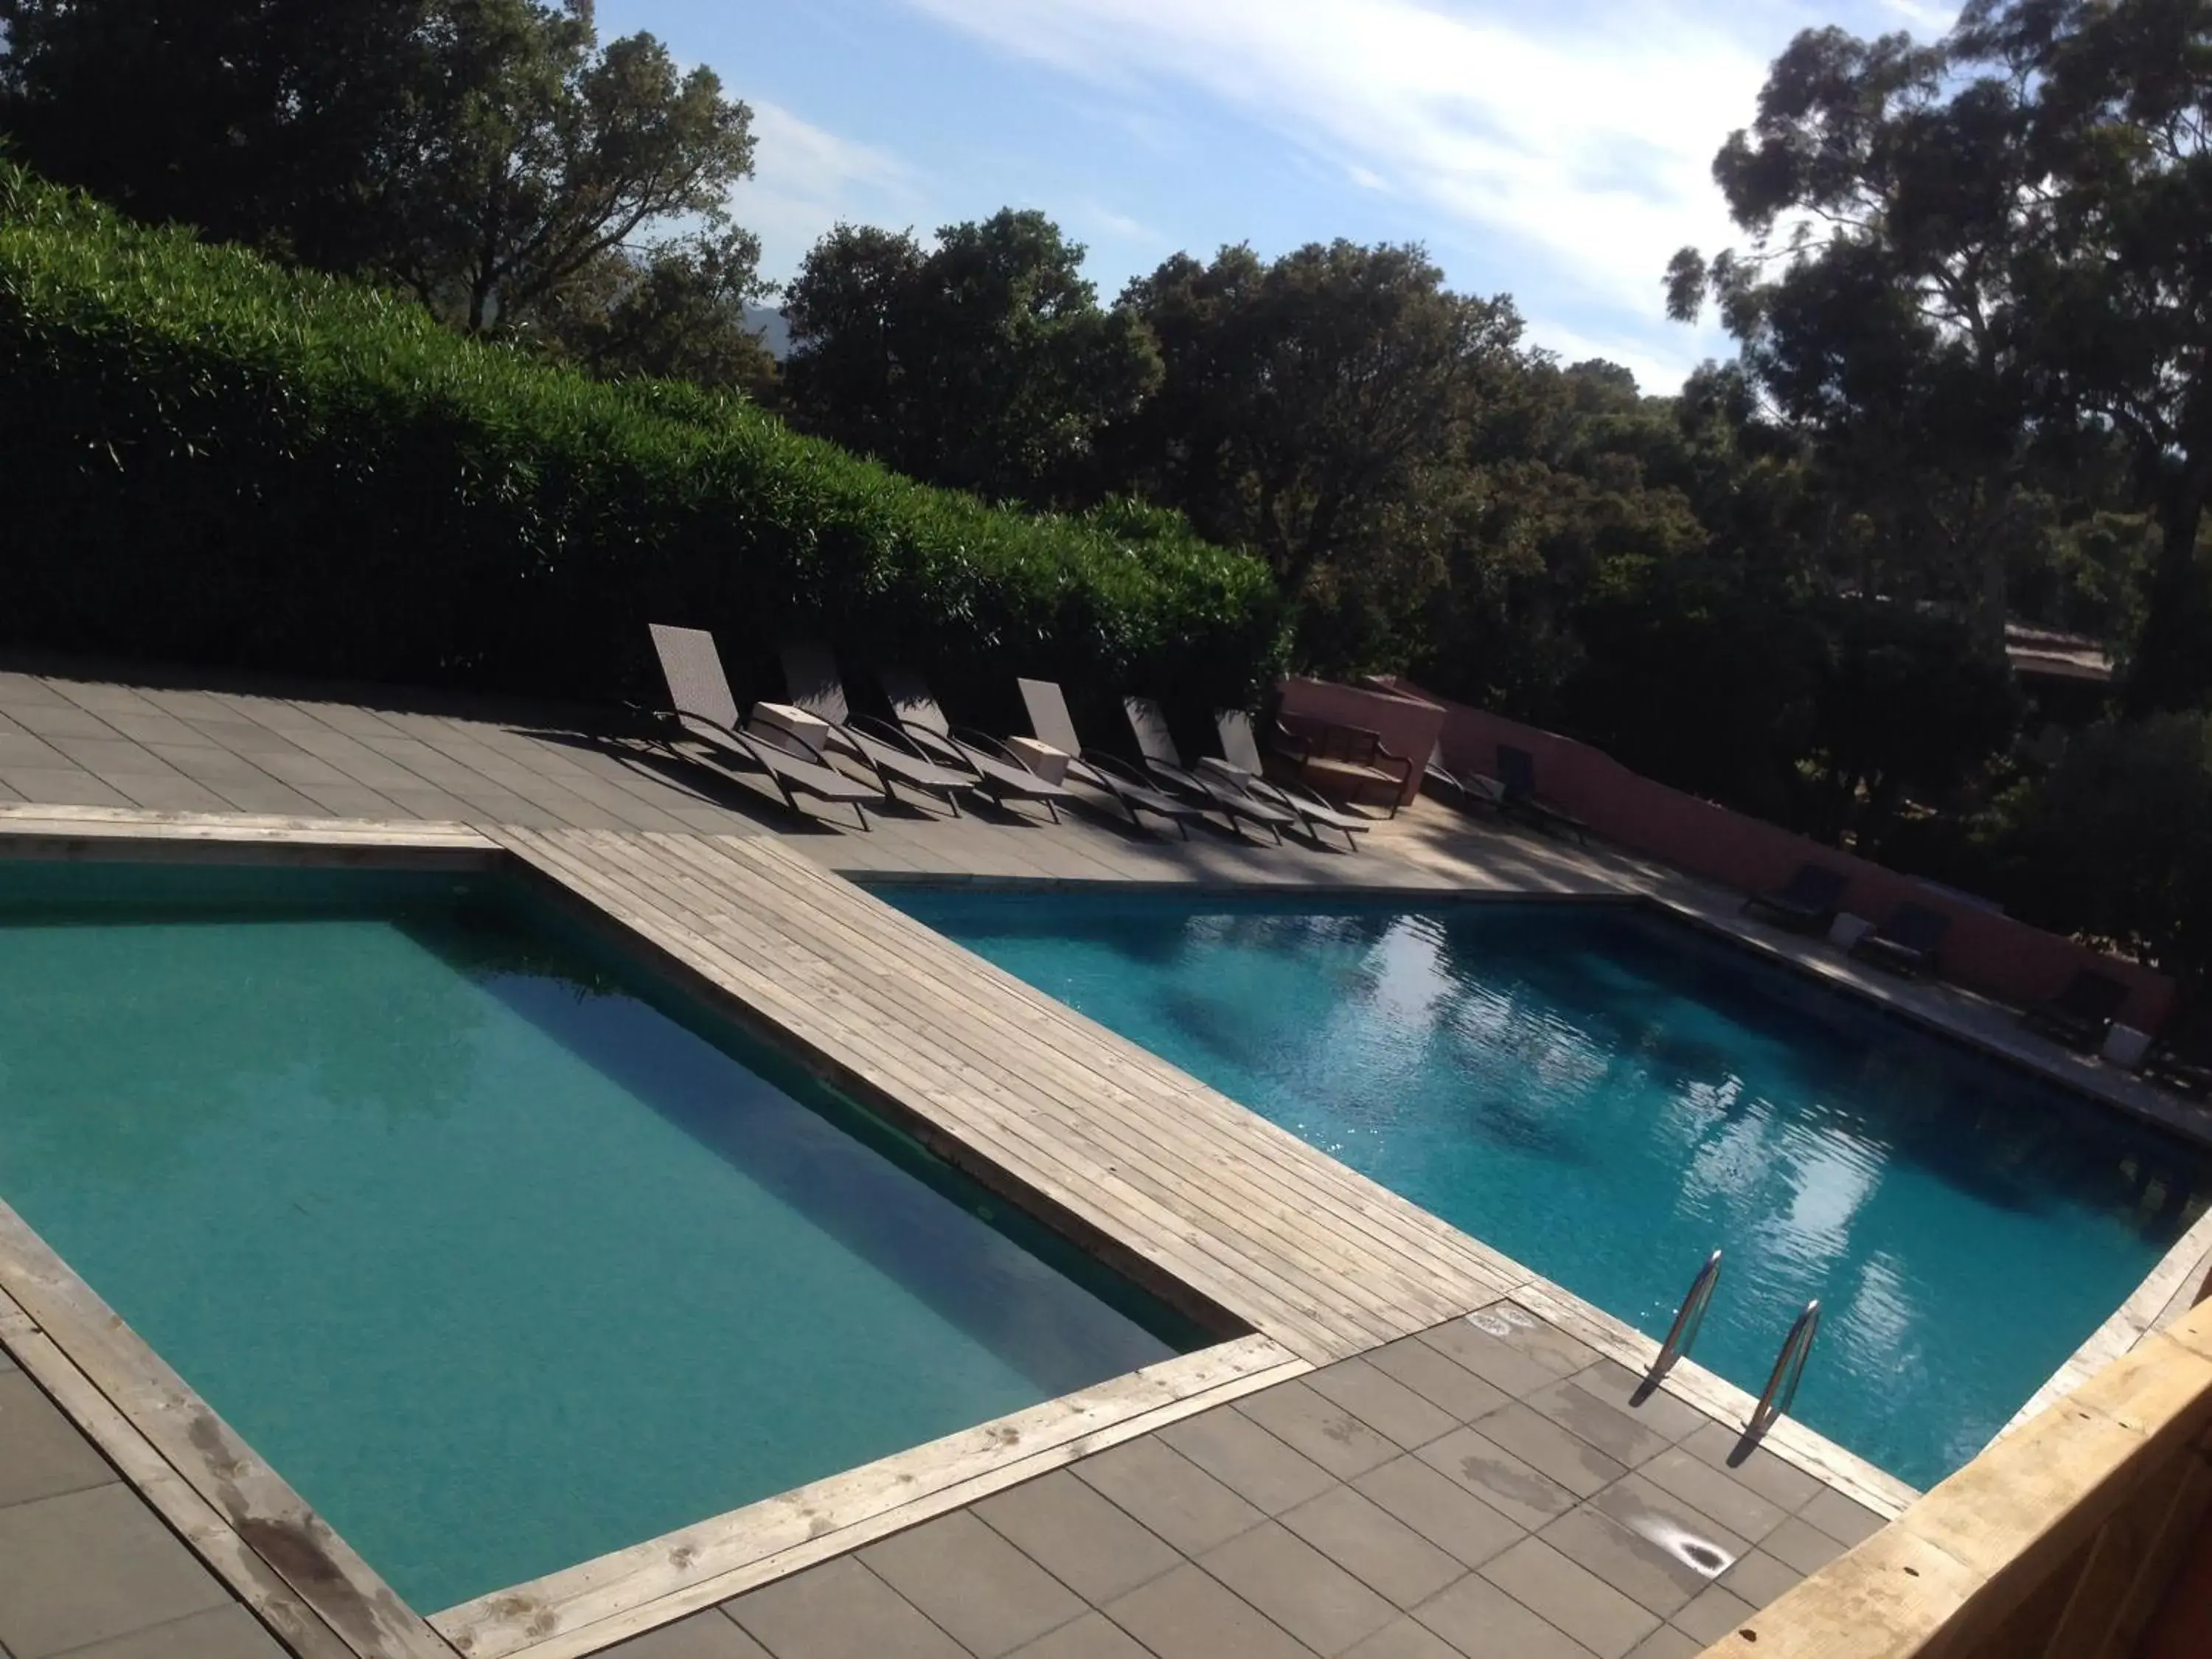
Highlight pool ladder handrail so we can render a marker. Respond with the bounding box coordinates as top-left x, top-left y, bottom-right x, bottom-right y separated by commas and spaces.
1746, 1298, 1822, 1440
1644, 1250, 1722, 1388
